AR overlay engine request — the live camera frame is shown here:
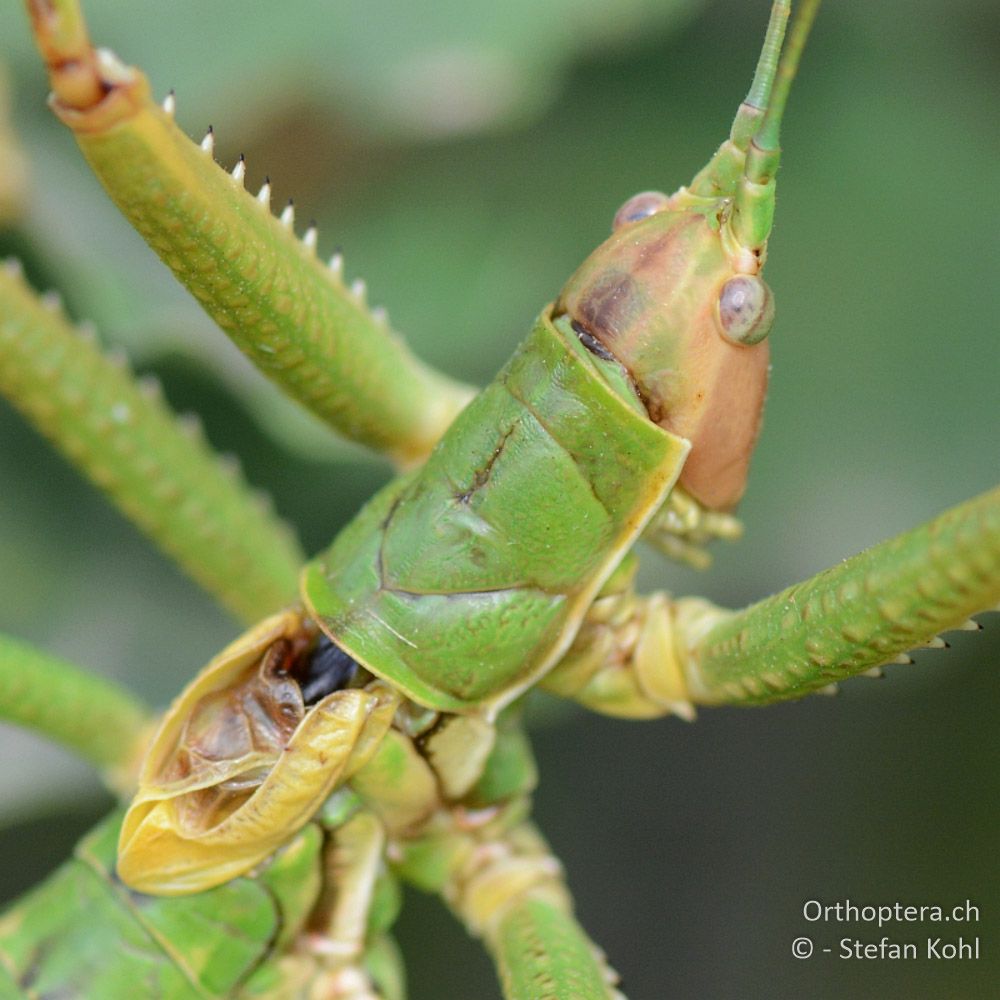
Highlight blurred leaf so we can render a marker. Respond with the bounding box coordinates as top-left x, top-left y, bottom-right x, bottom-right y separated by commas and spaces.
1, 0, 703, 136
